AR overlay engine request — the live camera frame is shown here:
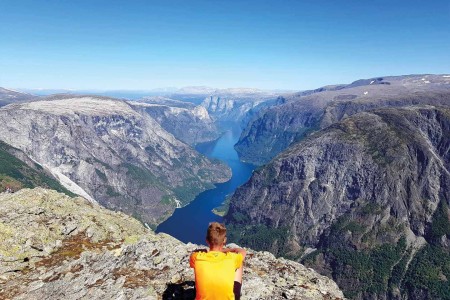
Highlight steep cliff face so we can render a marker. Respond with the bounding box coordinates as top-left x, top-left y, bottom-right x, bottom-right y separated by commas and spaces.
130, 97, 219, 145
0, 188, 344, 300
0, 95, 230, 226
236, 75, 450, 165
226, 106, 450, 299
0, 141, 73, 195
200, 91, 279, 129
